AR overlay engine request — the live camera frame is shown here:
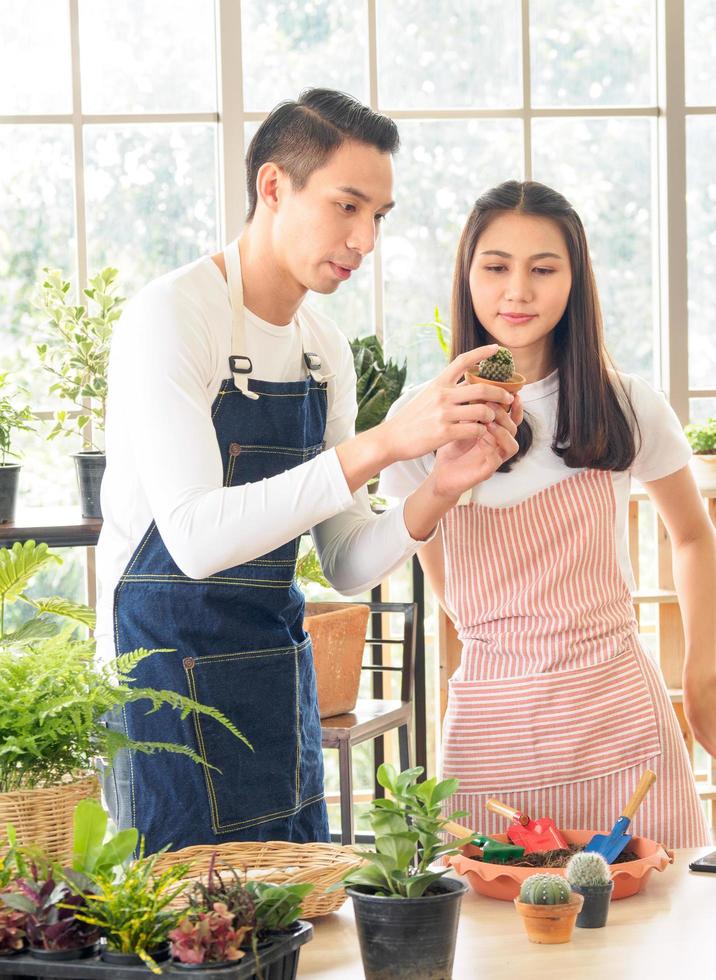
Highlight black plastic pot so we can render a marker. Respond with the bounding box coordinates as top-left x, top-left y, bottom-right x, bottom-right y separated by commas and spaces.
101, 940, 170, 965
572, 881, 614, 928
0, 464, 20, 524
72, 451, 106, 518
29, 942, 99, 961
347, 876, 467, 980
